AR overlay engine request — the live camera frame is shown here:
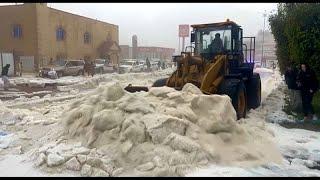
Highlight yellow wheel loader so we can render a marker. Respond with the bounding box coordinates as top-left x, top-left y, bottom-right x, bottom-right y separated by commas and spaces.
125, 19, 261, 119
